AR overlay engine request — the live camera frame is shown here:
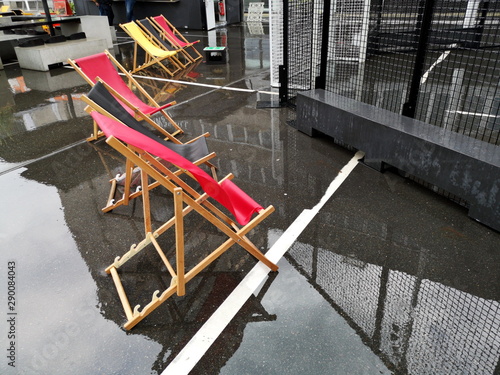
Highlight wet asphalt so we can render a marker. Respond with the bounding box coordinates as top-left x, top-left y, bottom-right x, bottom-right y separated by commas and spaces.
0, 23, 499, 375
